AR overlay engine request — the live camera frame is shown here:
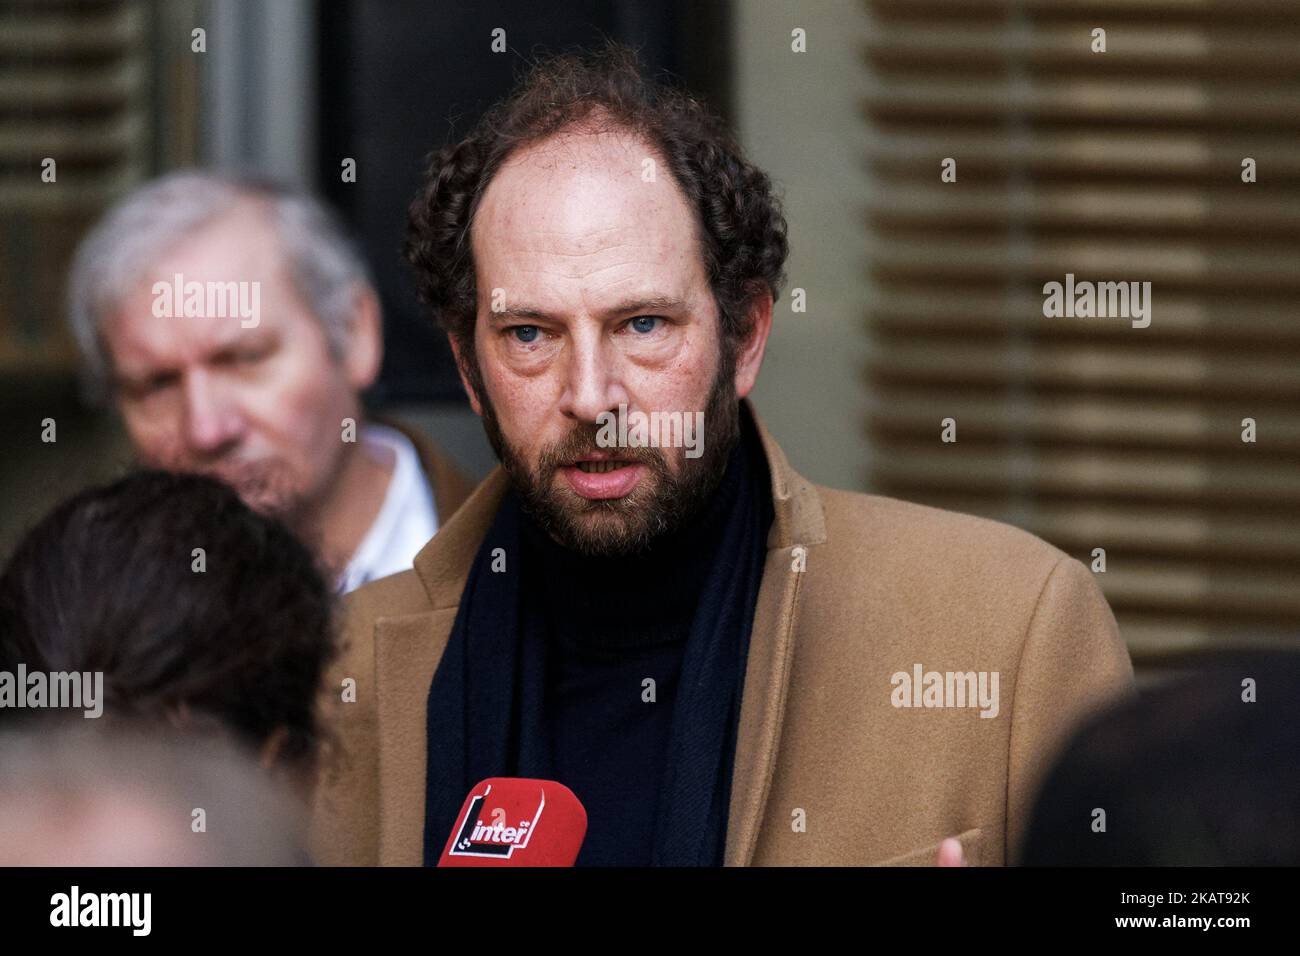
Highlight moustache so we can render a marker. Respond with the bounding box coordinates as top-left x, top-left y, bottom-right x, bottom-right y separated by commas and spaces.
535, 425, 670, 475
